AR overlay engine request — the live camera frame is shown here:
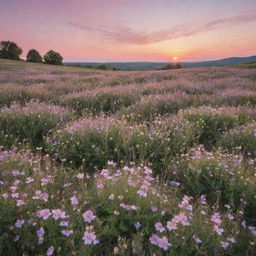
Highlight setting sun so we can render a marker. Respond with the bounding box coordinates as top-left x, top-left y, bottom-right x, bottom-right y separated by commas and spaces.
173, 57, 178, 61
